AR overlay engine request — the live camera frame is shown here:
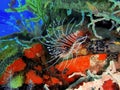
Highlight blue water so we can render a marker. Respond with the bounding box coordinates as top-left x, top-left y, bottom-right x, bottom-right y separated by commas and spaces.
0, 0, 41, 37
